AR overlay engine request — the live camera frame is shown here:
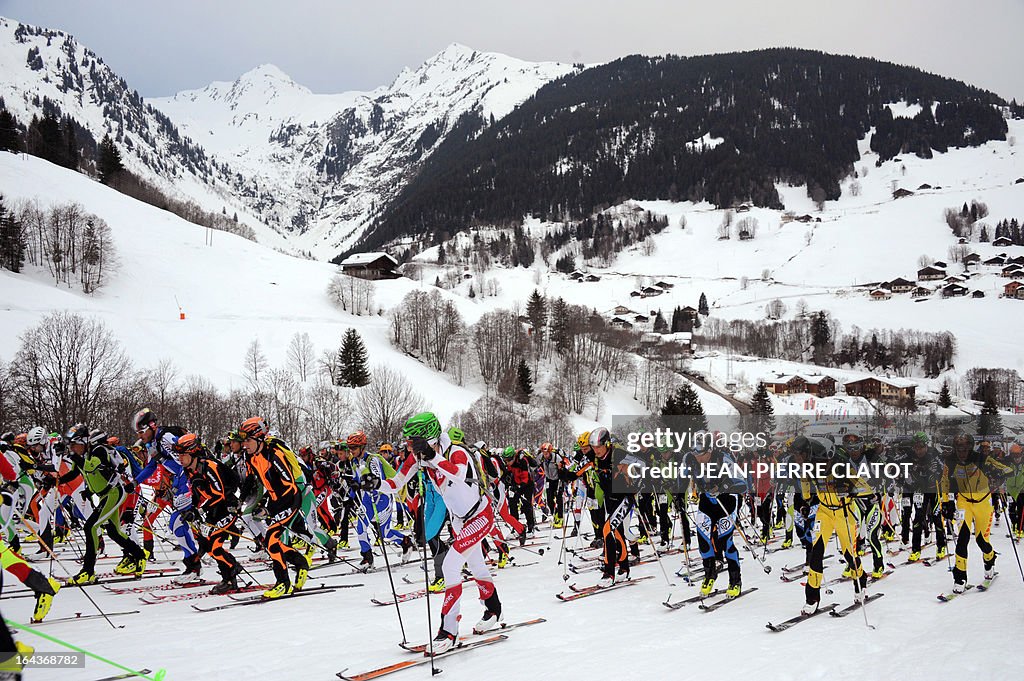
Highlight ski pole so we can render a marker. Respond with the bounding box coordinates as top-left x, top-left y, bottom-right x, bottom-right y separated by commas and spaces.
714, 496, 771, 575
23, 519, 123, 630
415, 469, 439, 676
638, 503, 676, 591
4, 618, 165, 680
999, 492, 1024, 584
840, 498, 875, 630
366, 497, 407, 644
